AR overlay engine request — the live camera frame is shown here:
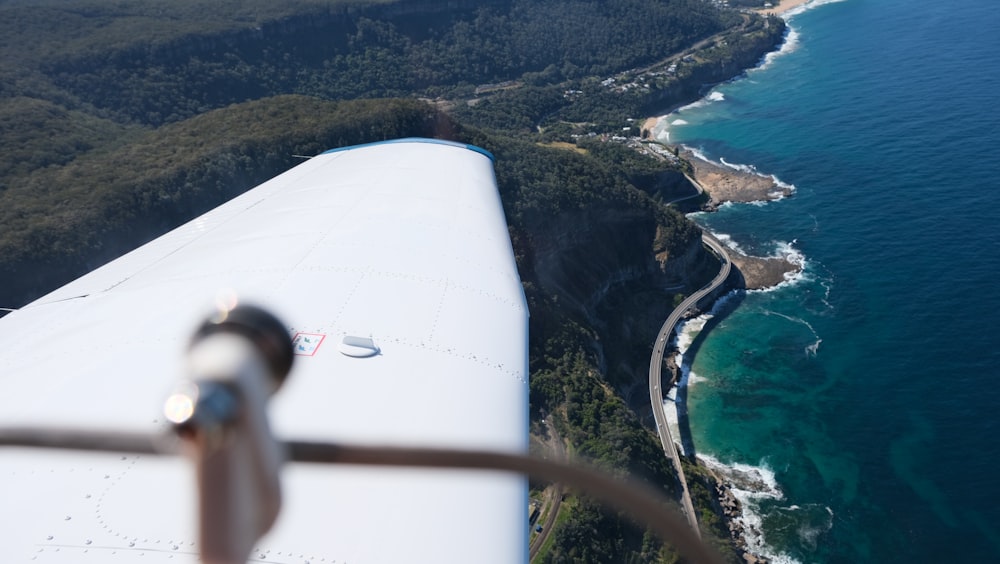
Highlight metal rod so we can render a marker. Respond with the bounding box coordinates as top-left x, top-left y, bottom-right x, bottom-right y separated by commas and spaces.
0, 428, 723, 564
